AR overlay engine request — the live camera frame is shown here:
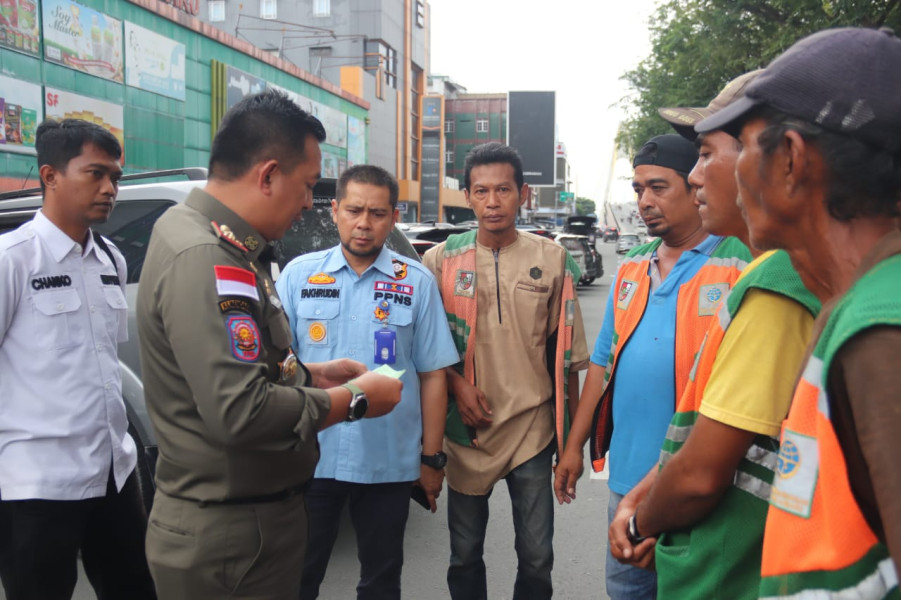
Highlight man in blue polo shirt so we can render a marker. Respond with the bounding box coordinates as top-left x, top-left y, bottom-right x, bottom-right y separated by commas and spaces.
277, 164, 459, 599
554, 135, 751, 599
